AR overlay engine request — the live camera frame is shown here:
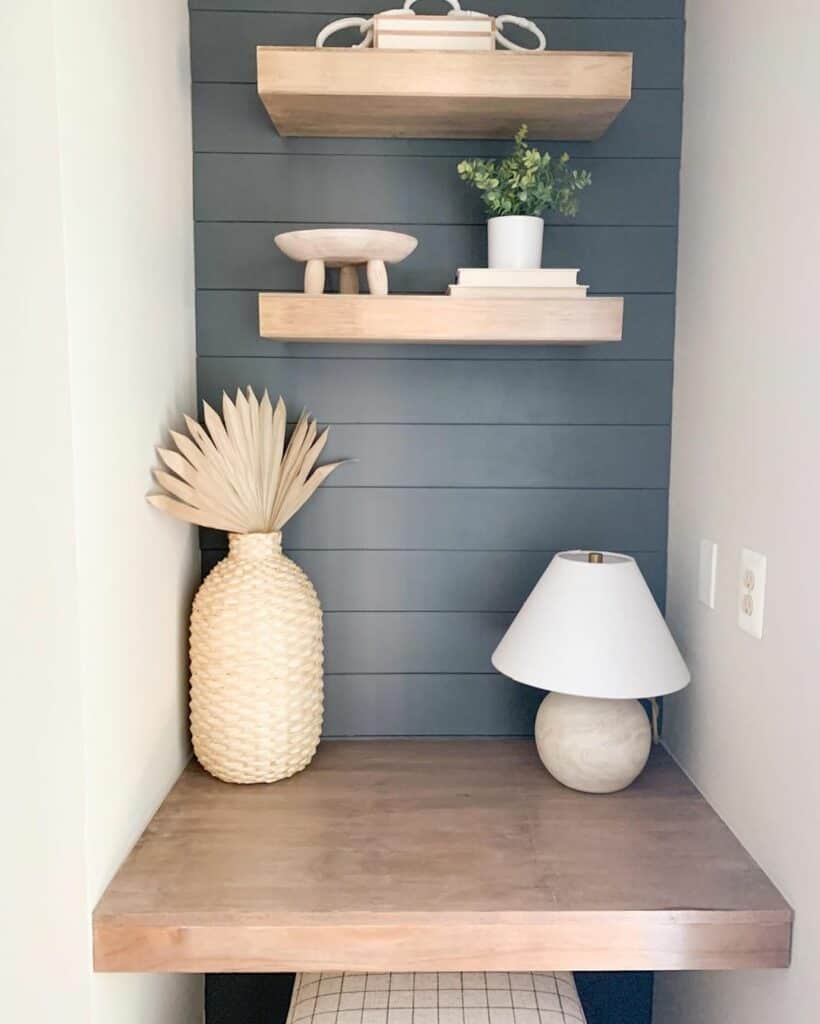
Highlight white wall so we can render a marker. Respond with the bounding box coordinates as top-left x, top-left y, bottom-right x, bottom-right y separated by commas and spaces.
1, 4, 91, 1021
1, 2, 201, 1022
655, 2, 820, 1022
